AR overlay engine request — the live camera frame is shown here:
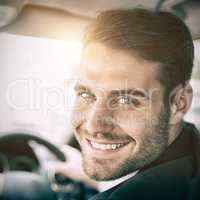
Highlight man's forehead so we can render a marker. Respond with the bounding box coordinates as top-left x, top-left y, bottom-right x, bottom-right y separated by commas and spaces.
81, 43, 163, 80
75, 67, 163, 92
